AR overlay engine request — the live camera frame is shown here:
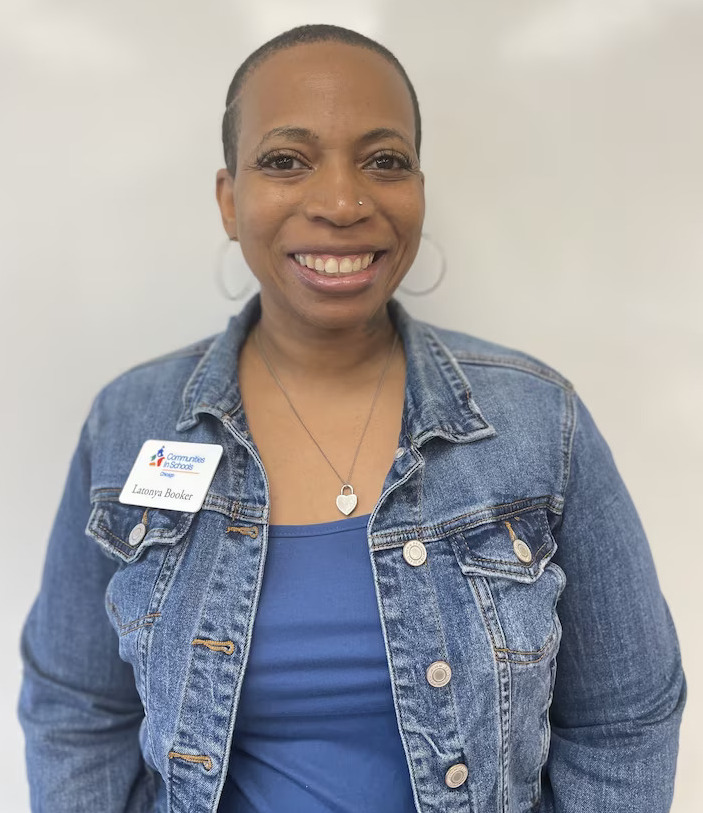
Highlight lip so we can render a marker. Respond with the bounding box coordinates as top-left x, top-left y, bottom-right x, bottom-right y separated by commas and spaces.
288, 246, 381, 256
287, 250, 388, 294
